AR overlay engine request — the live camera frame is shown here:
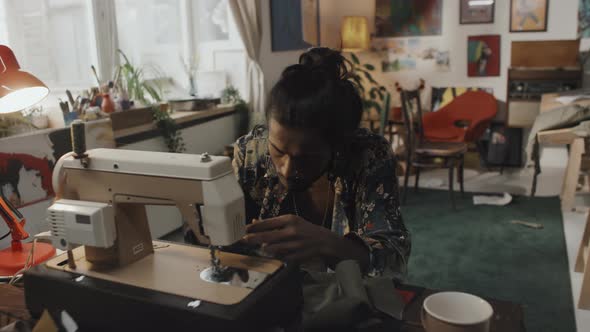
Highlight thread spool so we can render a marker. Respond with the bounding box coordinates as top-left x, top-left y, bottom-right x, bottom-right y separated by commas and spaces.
71, 120, 86, 157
